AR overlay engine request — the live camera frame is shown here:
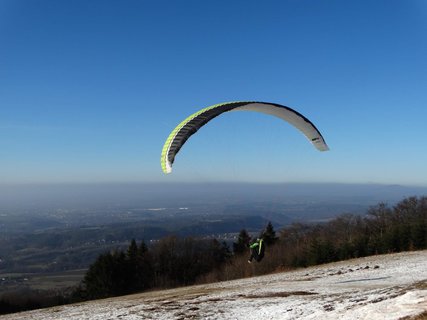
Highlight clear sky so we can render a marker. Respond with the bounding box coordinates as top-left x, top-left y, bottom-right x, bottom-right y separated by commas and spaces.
1, 0, 426, 185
